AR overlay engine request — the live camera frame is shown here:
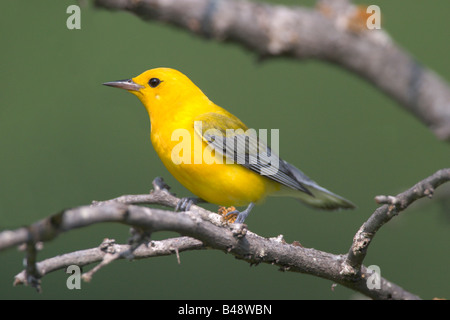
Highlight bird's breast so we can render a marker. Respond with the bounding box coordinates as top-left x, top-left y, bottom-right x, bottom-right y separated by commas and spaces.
149, 119, 279, 206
